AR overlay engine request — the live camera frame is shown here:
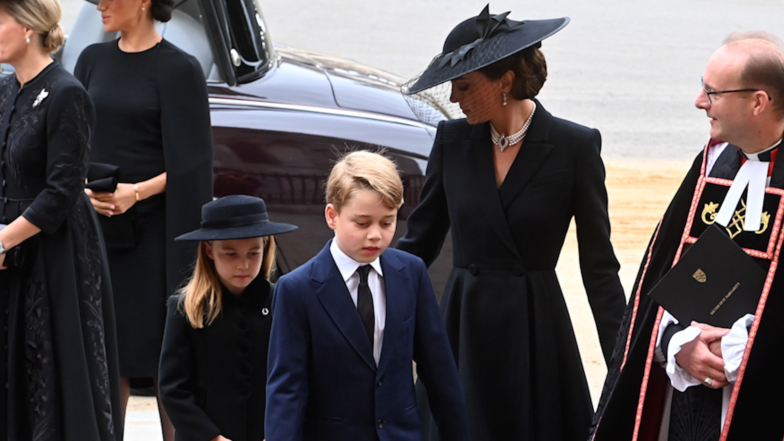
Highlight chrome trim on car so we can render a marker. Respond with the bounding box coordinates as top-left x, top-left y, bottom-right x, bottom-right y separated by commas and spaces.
209, 96, 435, 129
